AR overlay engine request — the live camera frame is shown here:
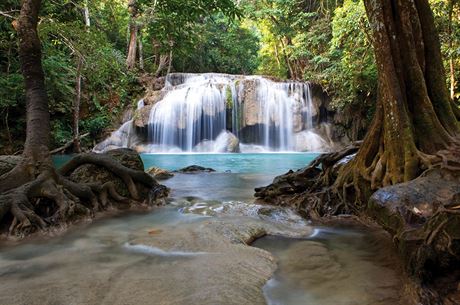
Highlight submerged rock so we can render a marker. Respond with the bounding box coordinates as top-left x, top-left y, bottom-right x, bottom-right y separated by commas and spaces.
175, 165, 216, 173
146, 167, 174, 180
126, 218, 278, 305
